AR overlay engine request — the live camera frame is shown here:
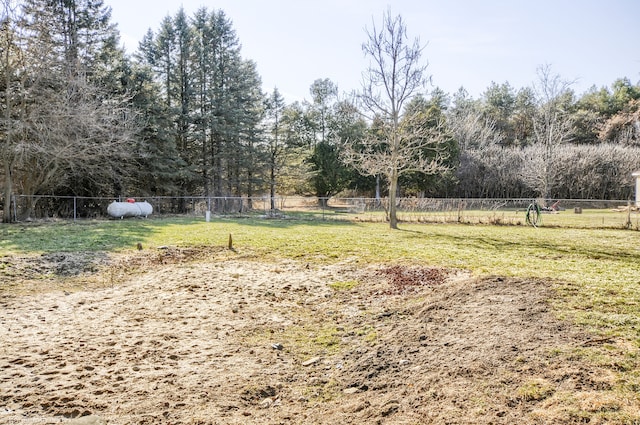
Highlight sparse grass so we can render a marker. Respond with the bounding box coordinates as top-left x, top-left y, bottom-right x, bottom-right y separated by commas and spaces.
304, 378, 343, 404
328, 280, 360, 291
269, 323, 343, 358
517, 378, 555, 401
362, 328, 378, 345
